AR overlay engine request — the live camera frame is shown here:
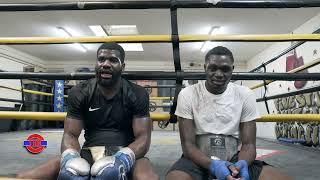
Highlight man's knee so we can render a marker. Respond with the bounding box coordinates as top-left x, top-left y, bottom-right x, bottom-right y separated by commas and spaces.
259, 165, 293, 180
133, 171, 159, 180
16, 156, 61, 180
166, 170, 193, 180
132, 158, 159, 180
